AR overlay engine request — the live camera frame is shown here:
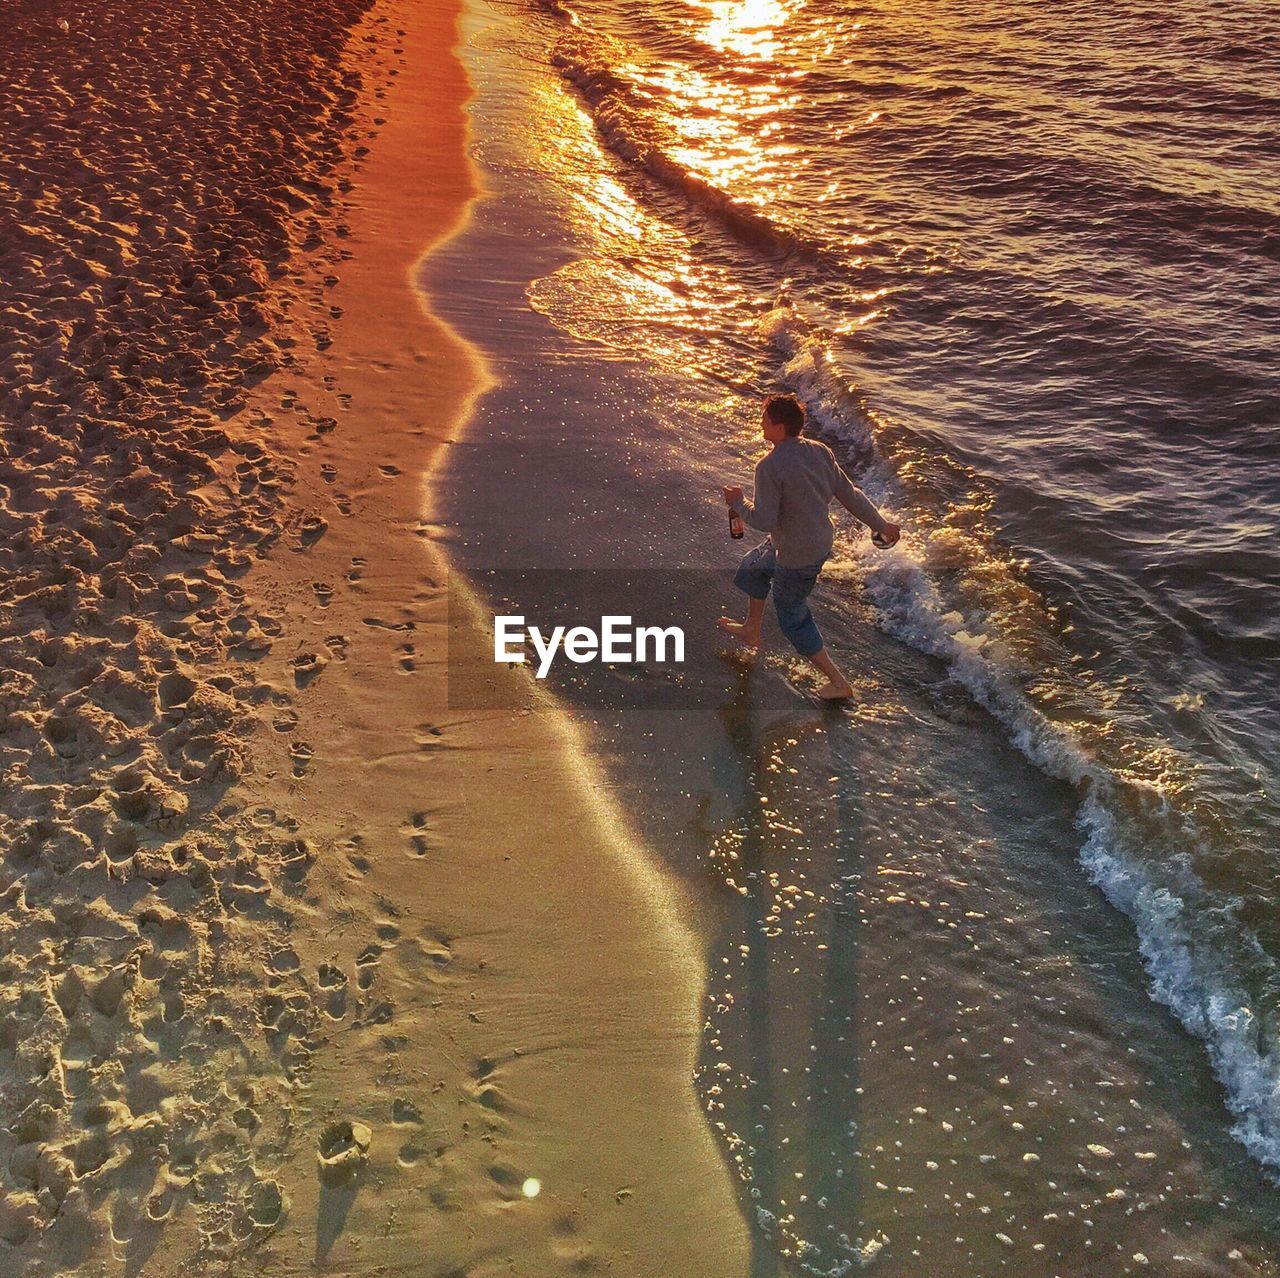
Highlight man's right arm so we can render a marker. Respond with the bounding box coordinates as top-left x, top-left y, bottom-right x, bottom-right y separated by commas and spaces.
732, 459, 781, 533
